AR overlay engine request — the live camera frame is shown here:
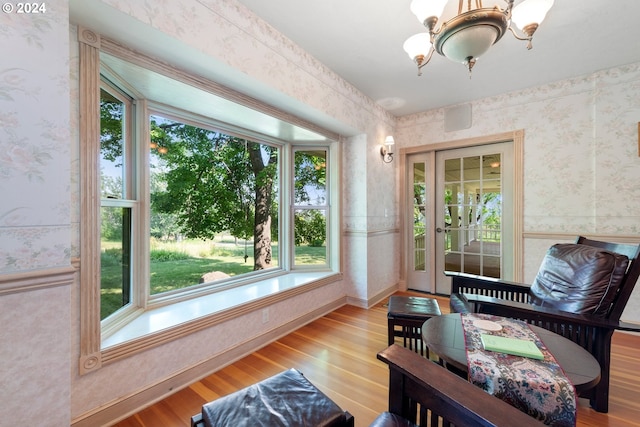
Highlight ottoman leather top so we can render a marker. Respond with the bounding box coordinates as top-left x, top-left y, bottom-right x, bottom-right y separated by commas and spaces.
201, 368, 347, 427
388, 296, 441, 319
